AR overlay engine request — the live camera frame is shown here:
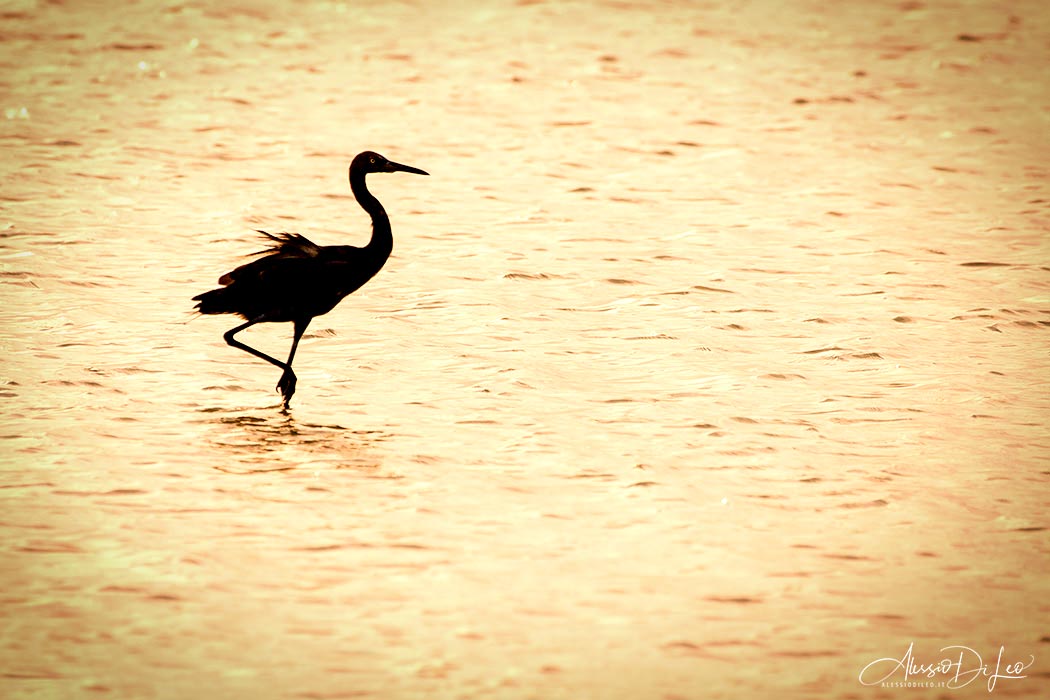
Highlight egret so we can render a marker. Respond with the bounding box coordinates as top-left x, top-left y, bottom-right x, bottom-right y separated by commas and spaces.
193, 150, 428, 408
